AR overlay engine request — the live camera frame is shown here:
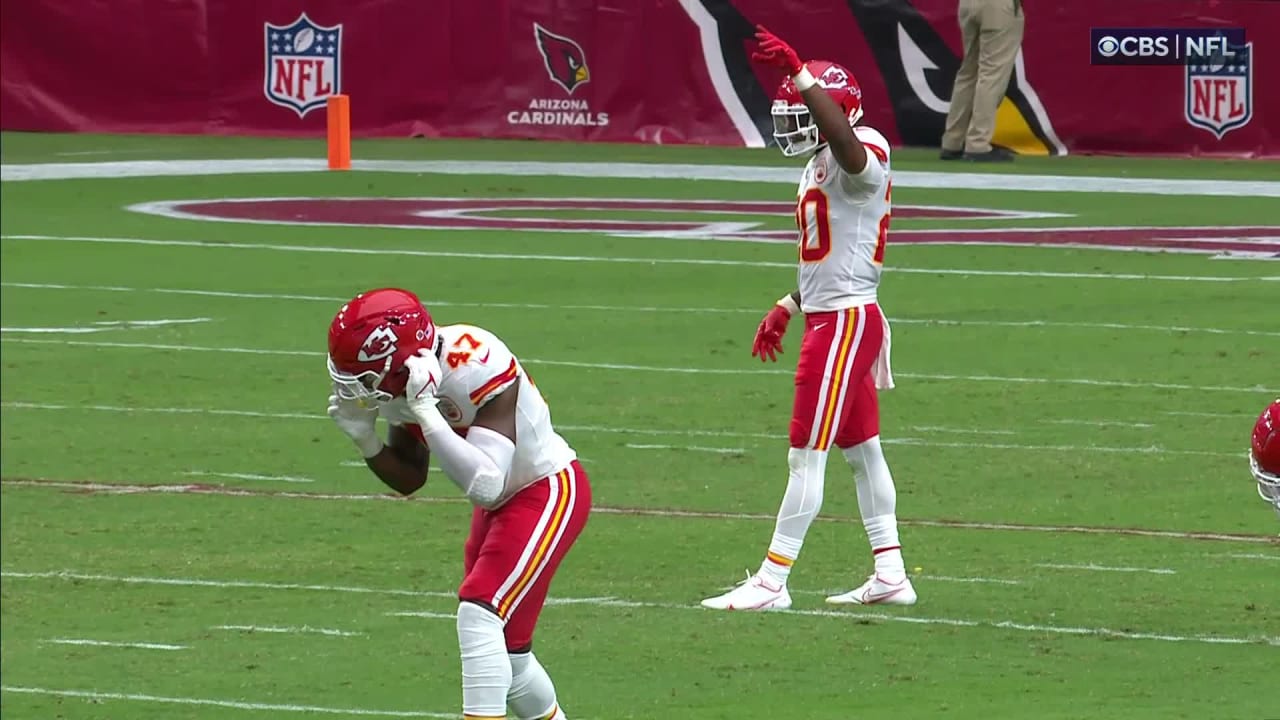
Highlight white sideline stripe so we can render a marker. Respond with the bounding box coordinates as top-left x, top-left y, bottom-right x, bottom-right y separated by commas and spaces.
625, 443, 745, 454
5, 235, 1275, 283
7, 569, 1271, 646
1, 570, 459, 599
0, 317, 212, 334
4, 481, 1275, 544
212, 625, 364, 637
1041, 419, 1155, 429
912, 424, 1017, 436
184, 471, 315, 484
1162, 410, 1251, 418
5, 158, 1280, 198
2, 339, 1272, 396
1213, 553, 1280, 562
0, 401, 1241, 458
7, 281, 1277, 337
388, 611, 457, 619
43, 638, 187, 651
0, 686, 453, 718
1035, 563, 1177, 575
